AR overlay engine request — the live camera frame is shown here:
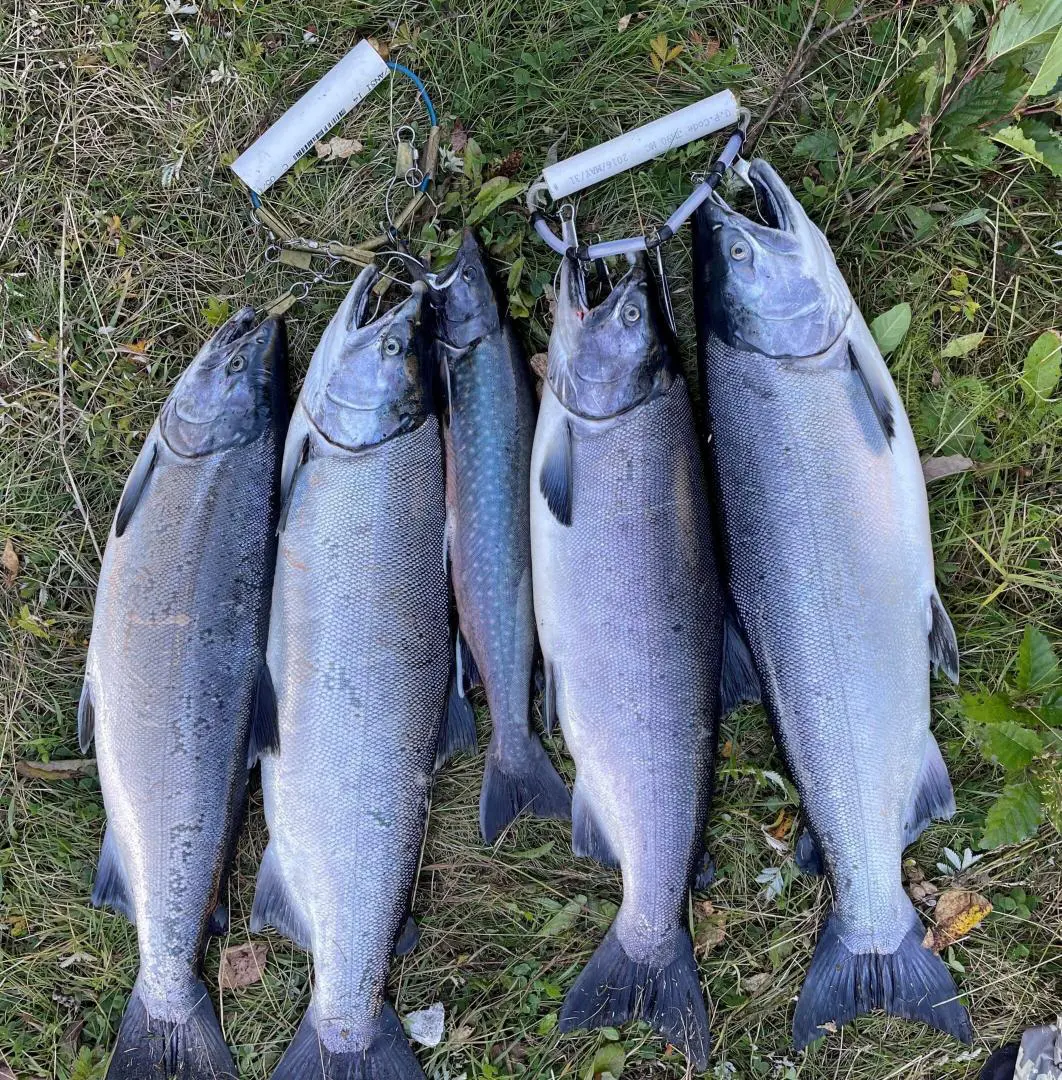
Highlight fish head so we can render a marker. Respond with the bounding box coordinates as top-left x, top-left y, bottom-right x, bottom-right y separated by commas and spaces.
548, 253, 673, 419
698, 159, 851, 358
302, 266, 430, 450
161, 306, 288, 457
429, 229, 501, 350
